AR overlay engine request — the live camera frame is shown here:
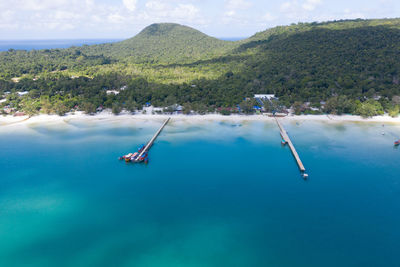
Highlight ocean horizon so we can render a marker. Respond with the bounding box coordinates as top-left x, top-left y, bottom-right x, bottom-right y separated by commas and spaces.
1, 118, 399, 266
0, 39, 123, 52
